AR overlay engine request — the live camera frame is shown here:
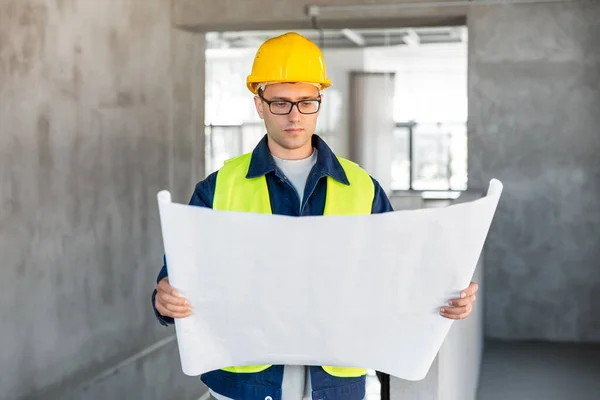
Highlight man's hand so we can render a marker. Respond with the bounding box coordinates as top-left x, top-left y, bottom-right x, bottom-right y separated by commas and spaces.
155, 277, 192, 319
440, 281, 478, 320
